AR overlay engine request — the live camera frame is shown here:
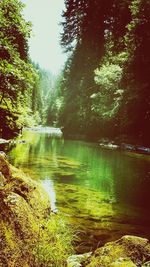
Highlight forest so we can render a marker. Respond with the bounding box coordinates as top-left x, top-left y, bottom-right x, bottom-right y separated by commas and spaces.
1, 1, 150, 266
0, 0, 56, 138
0, 0, 150, 143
